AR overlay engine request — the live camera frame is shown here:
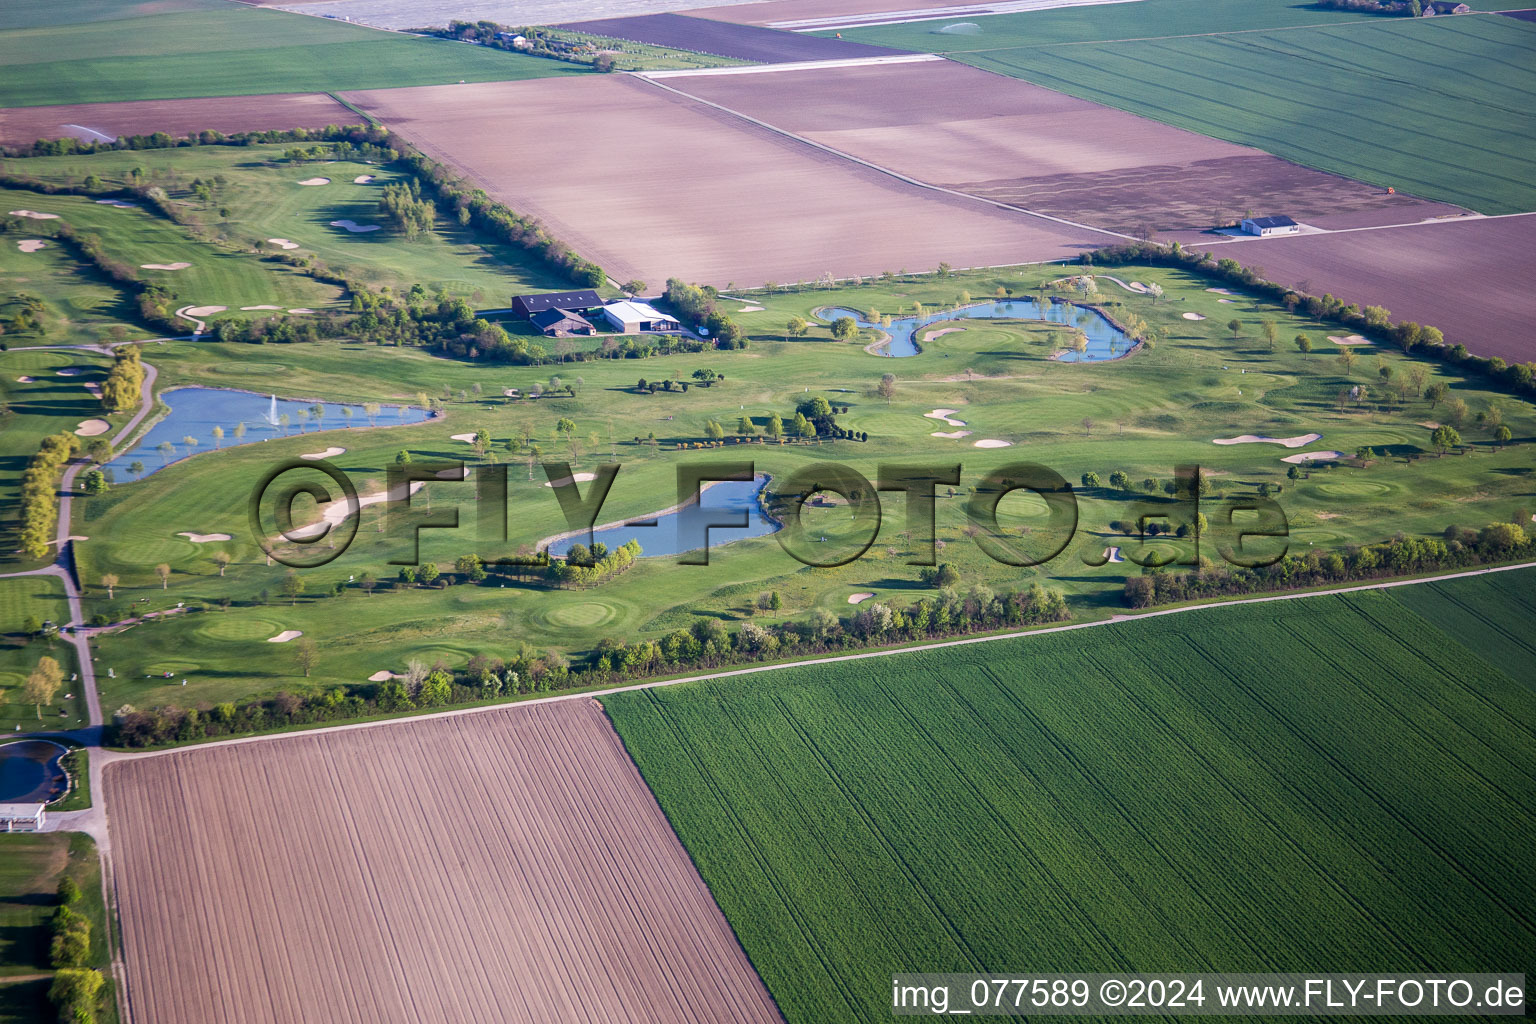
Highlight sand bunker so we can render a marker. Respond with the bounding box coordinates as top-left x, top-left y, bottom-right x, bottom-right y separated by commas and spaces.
17, 239, 46, 252
83, 382, 102, 396
95, 199, 138, 209
737, 304, 764, 313
924, 408, 966, 427
141, 262, 191, 271
287, 308, 315, 314
1206, 287, 1236, 295
923, 326, 965, 342
330, 219, 380, 233
449, 432, 478, 442
1218, 298, 1235, 304
353, 175, 375, 184
847, 592, 874, 604
300, 447, 345, 460
1182, 312, 1207, 321
178, 531, 232, 543
1418, 421, 1441, 430
543, 471, 597, 488
266, 238, 300, 250
1104, 546, 1124, 563
297, 177, 330, 186
8, 210, 59, 220
1329, 334, 1370, 346
973, 439, 1013, 448
184, 305, 227, 317
367, 670, 397, 682
74, 418, 111, 436
266, 630, 303, 643
1213, 433, 1321, 448
56, 367, 81, 377
1281, 450, 1344, 464
503, 388, 520, 397
242, 305, 283, 311
930, 430, 972, 439
15, 375, 34, 383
